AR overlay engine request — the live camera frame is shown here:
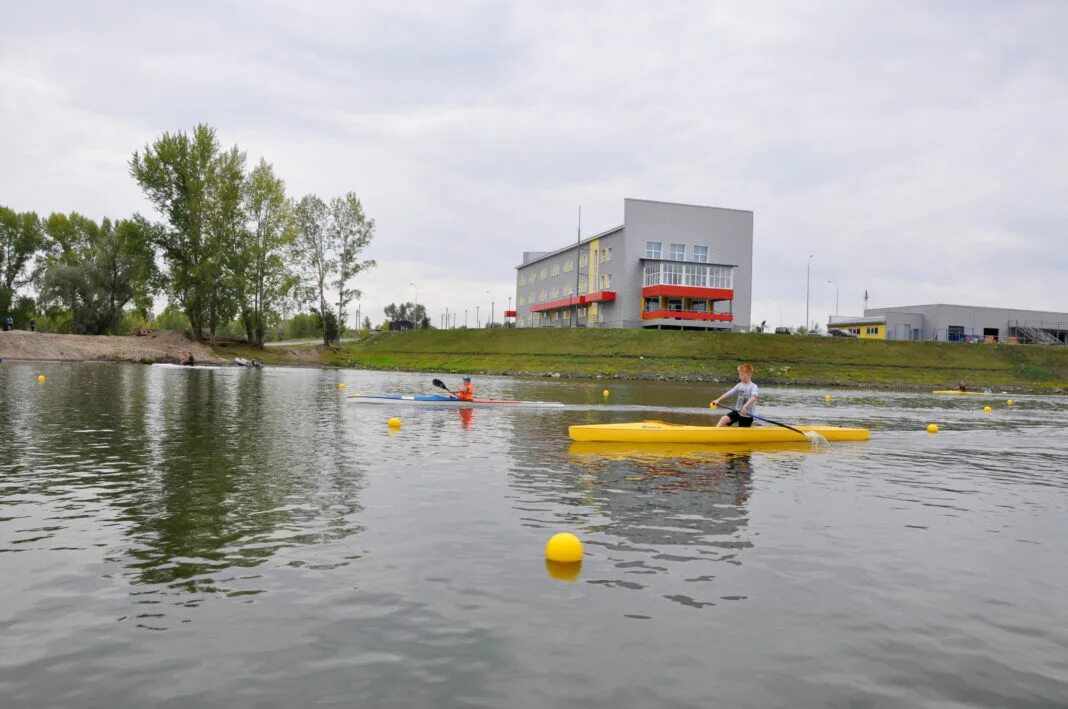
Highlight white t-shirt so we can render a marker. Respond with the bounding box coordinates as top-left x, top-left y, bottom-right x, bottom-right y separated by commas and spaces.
723, 381, 759, 416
